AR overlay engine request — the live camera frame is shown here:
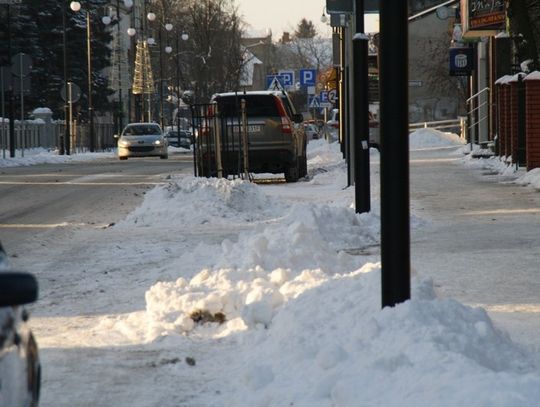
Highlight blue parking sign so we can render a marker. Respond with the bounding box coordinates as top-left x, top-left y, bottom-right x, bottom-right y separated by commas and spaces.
278, 70, 294, 87
300, 69, 317, 86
